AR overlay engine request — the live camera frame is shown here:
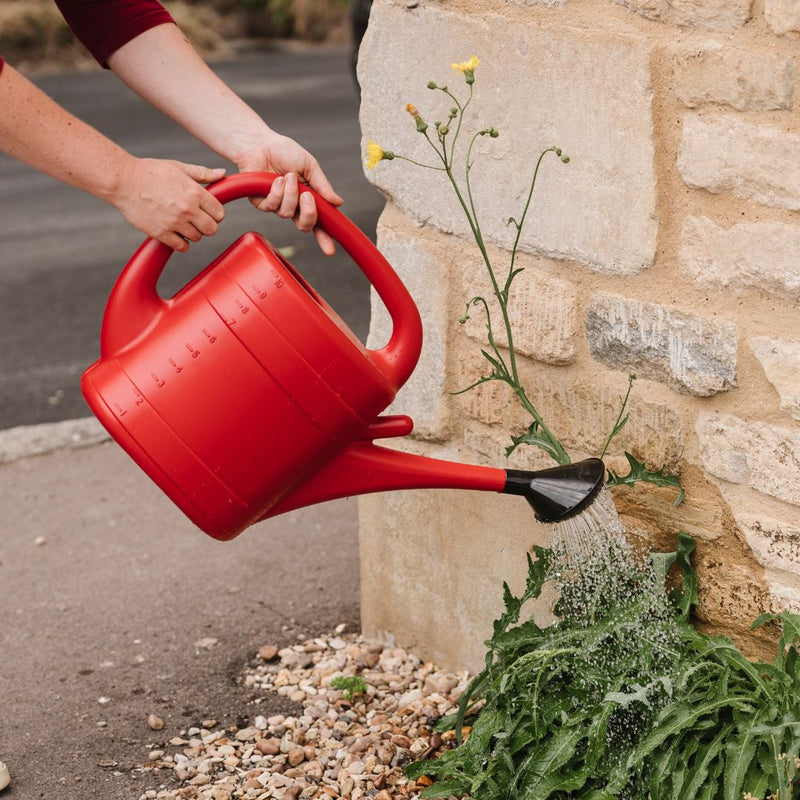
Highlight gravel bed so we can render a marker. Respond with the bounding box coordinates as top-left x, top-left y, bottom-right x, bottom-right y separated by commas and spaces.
135, 626, 469, 800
